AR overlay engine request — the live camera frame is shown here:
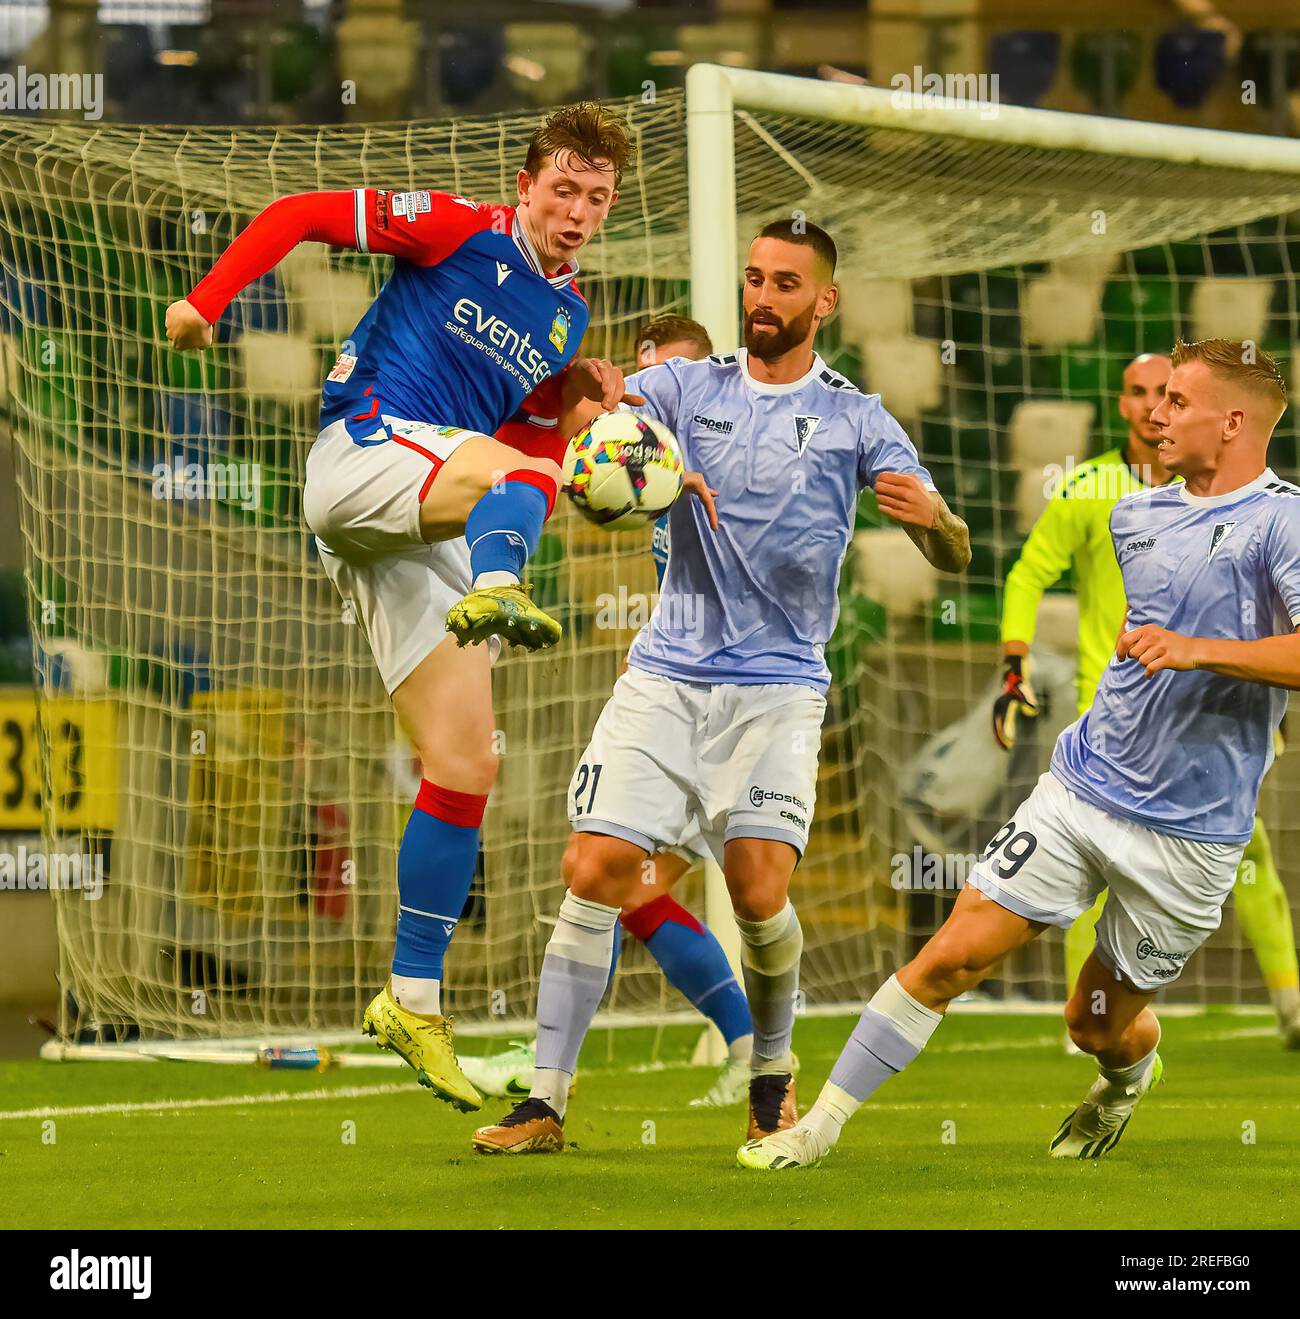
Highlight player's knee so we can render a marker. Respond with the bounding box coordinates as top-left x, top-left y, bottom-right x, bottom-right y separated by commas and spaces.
563, 833, 642, 906
730, 880, 786, 923
415, 738, 499, 797
1064, 996, 1118, 1055
912, 937, 993, 1003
